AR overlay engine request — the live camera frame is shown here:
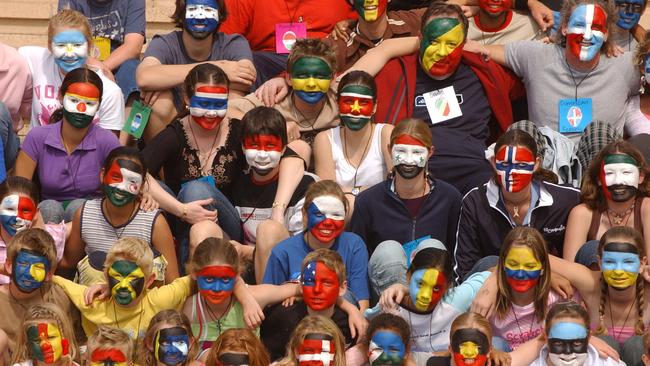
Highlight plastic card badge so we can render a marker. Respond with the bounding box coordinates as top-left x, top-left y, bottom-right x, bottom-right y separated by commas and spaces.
92, 37, 111, 61
275, 23, 307, 54
559, 98, 592, 133
123, 100, 152, 139
423, 86, 462, 124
